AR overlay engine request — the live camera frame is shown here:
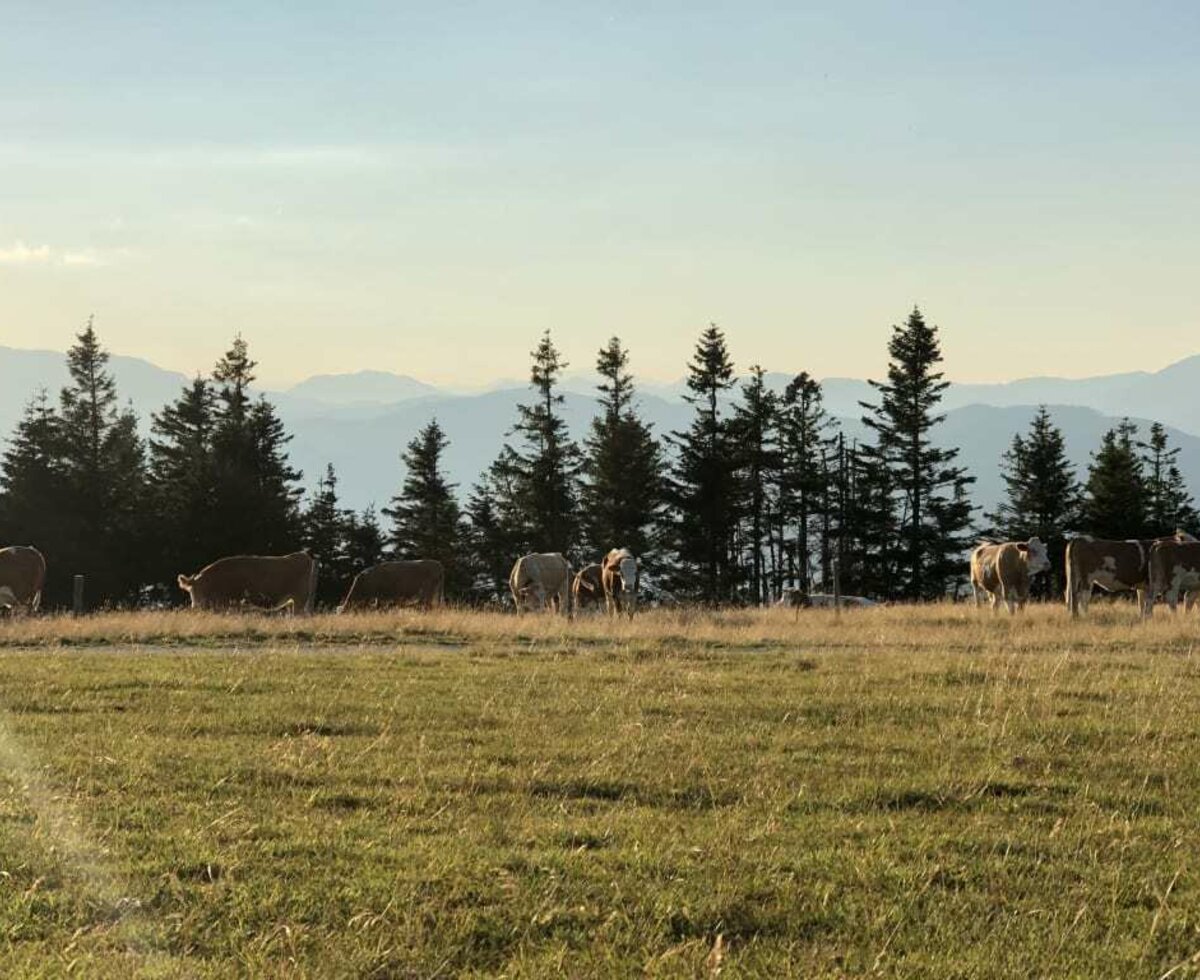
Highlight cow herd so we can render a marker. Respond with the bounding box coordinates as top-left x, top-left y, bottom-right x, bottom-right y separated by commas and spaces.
971, 530, 1200, 616
5, 534, 1200, 618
